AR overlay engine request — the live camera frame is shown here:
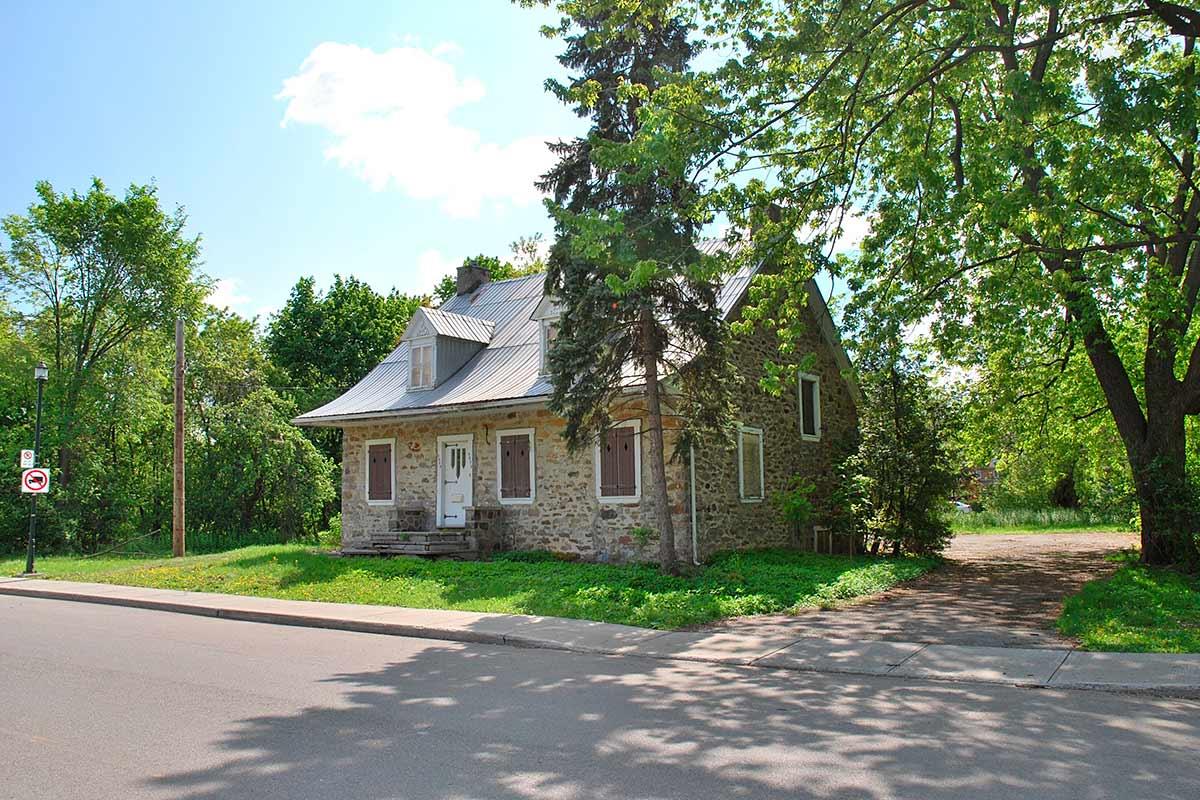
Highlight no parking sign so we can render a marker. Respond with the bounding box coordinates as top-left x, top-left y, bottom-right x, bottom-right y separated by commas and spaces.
21, 468, 49, 494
